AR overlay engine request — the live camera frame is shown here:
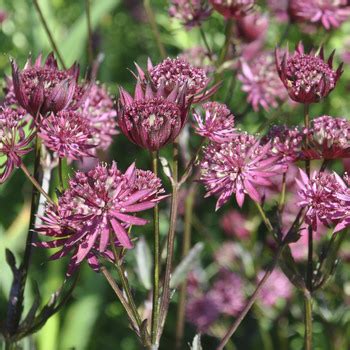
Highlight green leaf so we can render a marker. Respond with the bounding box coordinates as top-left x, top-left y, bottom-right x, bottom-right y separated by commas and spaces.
133, 236, 152, 290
